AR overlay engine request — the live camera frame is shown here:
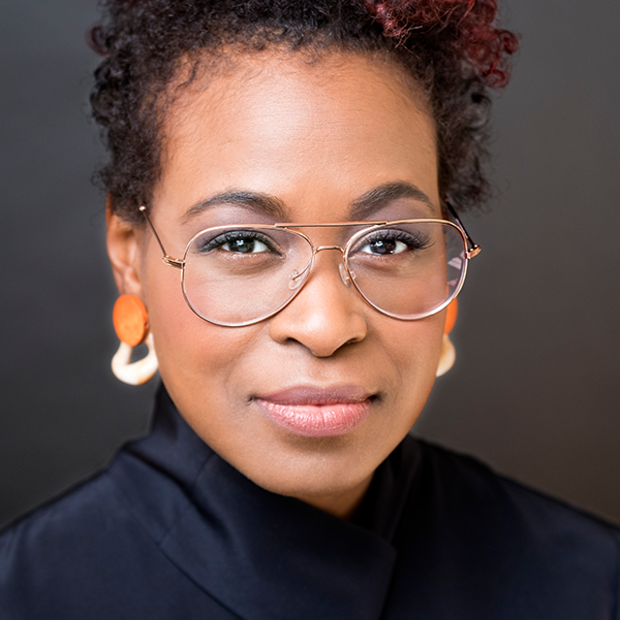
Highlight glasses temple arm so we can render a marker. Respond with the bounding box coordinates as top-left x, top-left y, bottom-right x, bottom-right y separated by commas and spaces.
445, 201, 482, 258
139, 206, 185, 268
139, 206, 168, 256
